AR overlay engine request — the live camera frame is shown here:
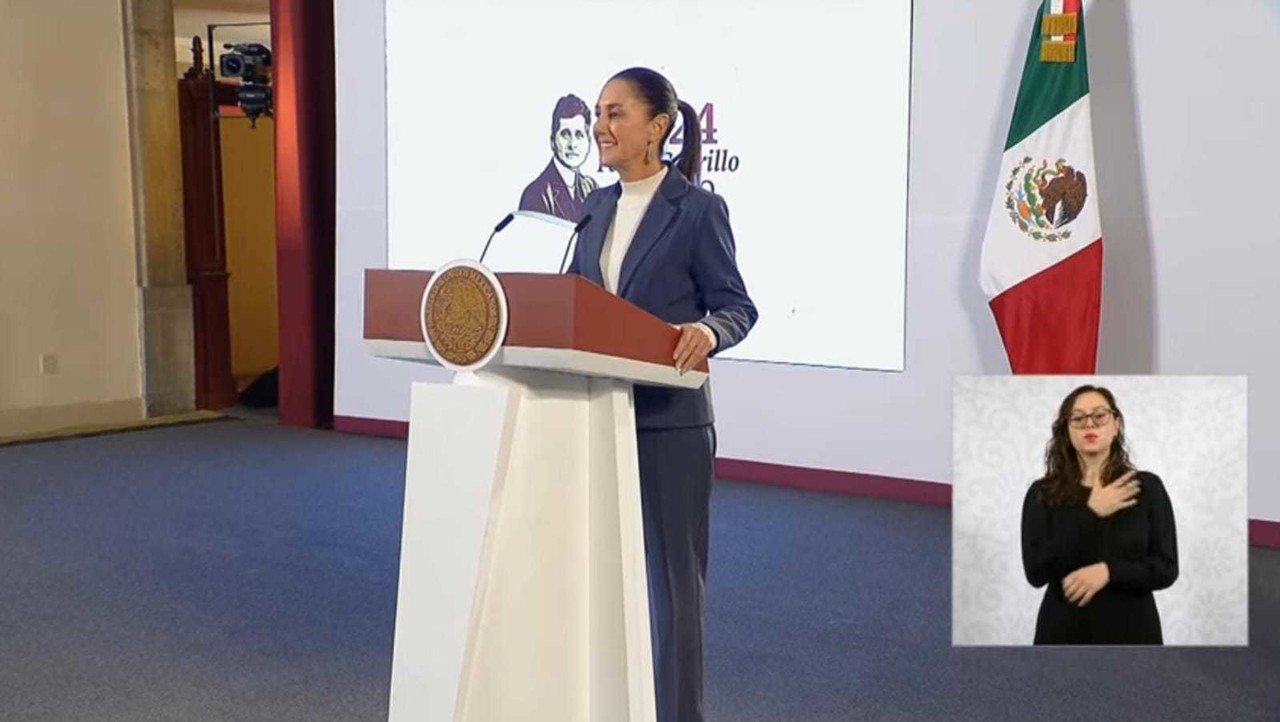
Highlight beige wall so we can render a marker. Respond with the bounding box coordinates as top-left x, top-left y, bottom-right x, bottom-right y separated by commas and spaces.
220, 117, 278, 384
0, 0, 144, 435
